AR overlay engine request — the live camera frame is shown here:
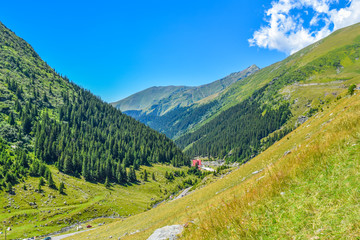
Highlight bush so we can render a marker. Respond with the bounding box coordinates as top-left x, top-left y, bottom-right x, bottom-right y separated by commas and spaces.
348, 84, 356, 95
